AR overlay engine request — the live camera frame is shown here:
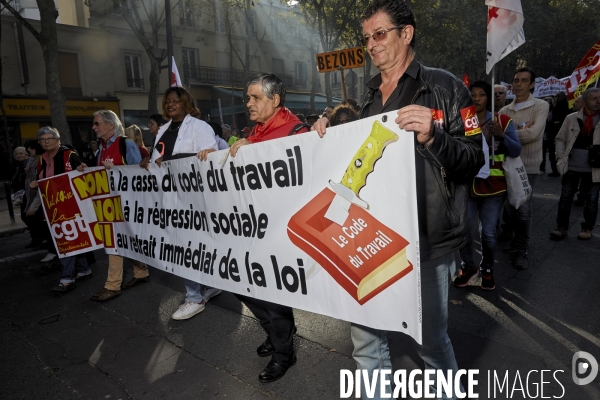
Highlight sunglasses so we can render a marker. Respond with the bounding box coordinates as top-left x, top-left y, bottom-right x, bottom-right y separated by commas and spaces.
93, 121, 103, 126
362, 26, 403, 46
